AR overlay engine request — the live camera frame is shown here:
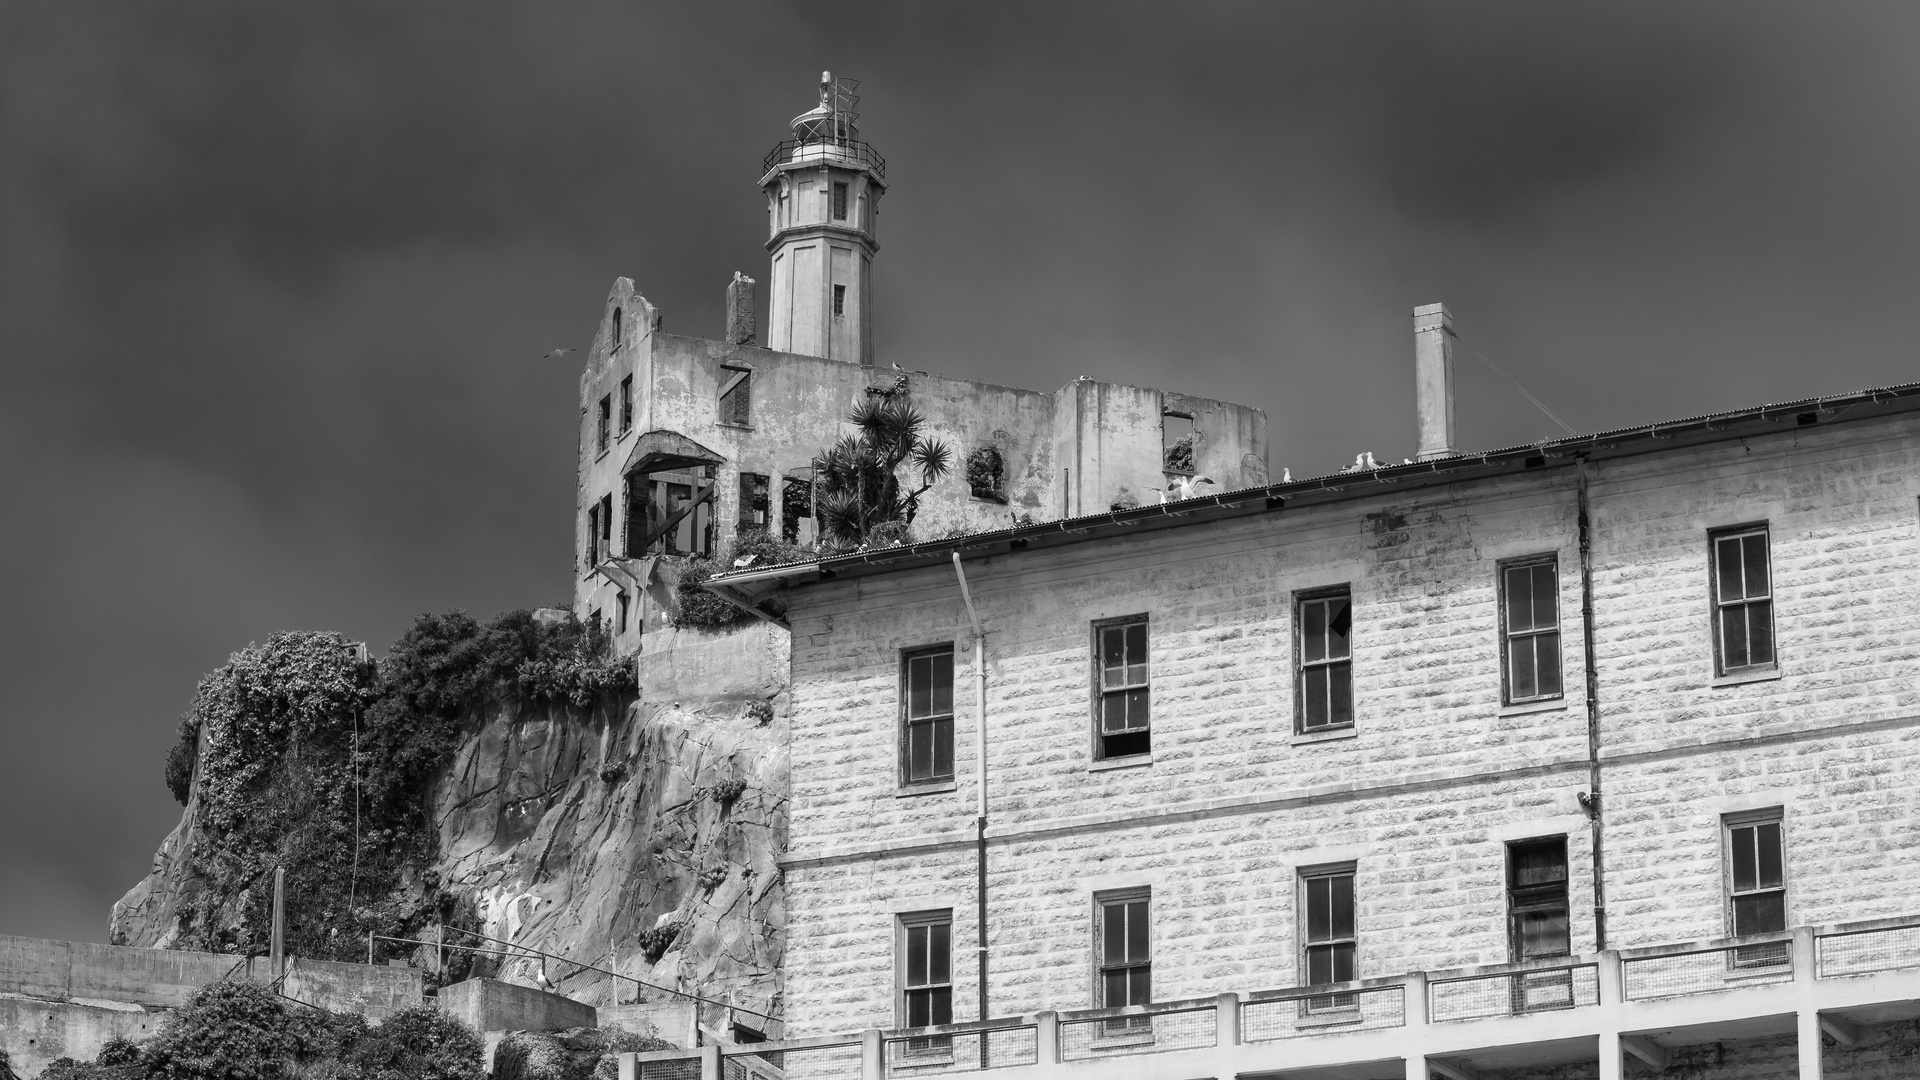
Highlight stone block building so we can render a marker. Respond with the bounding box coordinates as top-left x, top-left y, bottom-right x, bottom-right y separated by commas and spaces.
699, 307, 1920, 1078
